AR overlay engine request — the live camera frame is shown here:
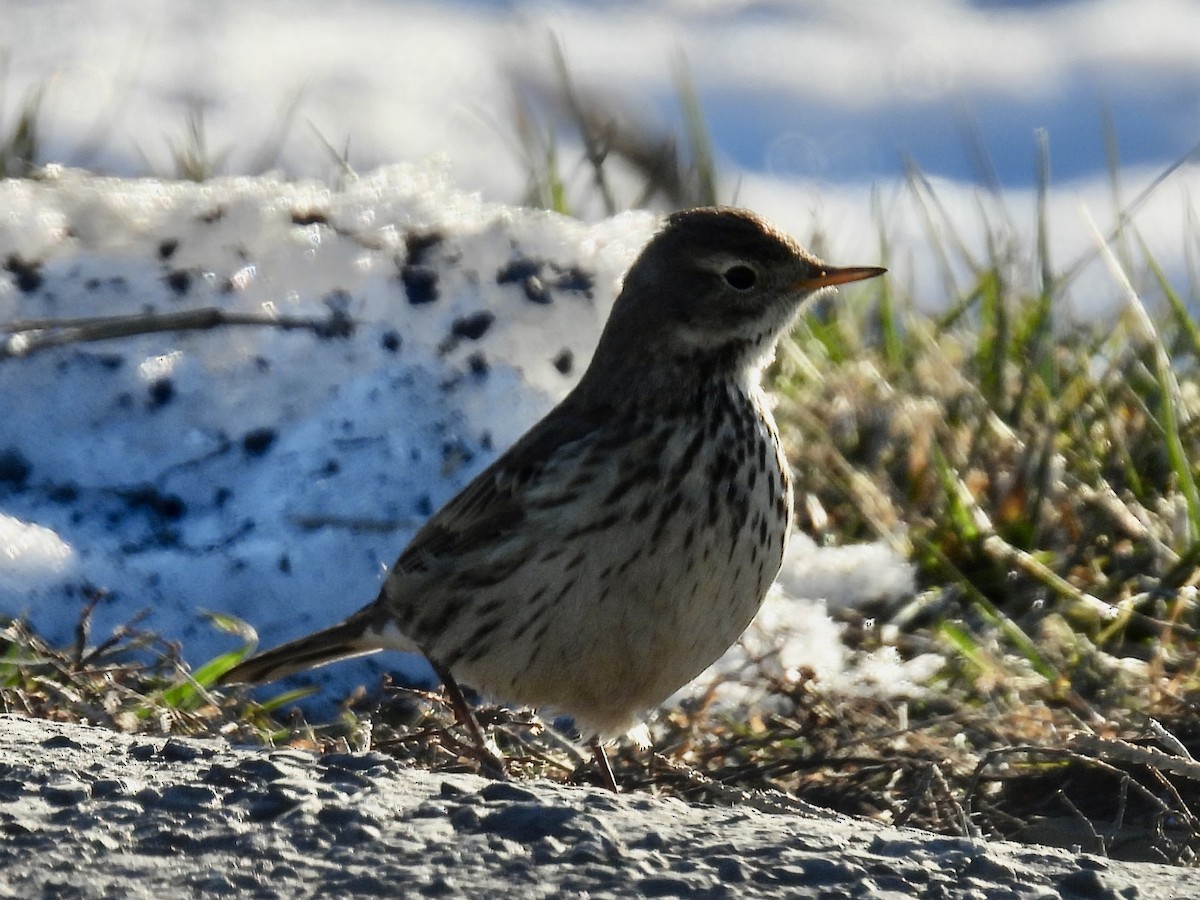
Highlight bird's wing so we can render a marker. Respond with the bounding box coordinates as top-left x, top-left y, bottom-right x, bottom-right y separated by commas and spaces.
391, 401, 607, 578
